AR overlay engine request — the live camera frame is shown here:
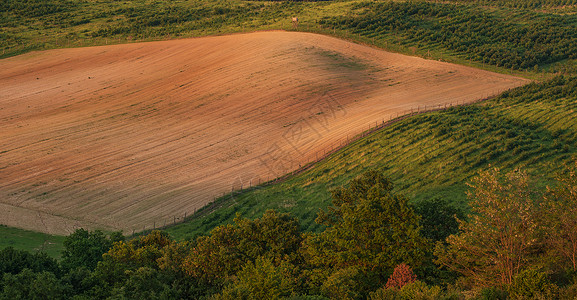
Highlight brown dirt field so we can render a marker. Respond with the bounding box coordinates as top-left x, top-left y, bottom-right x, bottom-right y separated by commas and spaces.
0, 31, 529, 235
